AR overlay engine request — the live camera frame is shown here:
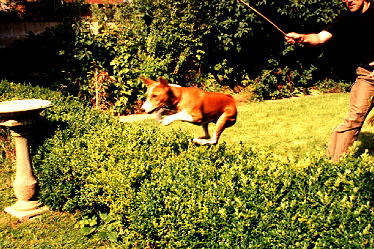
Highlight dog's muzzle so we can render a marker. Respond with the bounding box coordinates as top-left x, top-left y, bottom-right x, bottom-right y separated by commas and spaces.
141, 101, 154, 113
141, 101, 164, 114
